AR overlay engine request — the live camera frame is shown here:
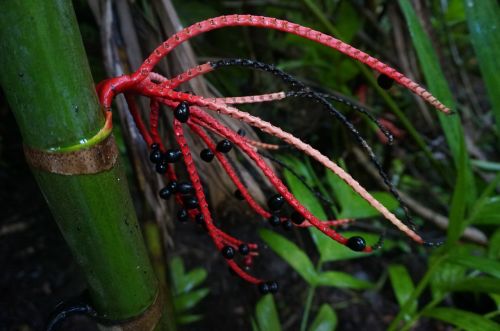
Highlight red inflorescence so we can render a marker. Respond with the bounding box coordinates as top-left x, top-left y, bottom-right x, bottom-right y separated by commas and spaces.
96, 15, 450, 292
